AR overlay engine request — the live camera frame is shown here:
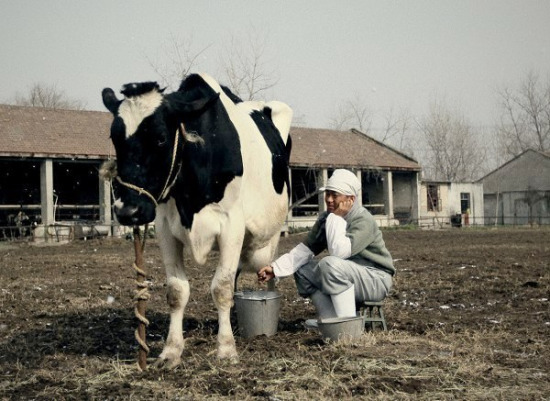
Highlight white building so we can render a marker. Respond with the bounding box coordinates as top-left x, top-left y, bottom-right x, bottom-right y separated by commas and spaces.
419, 180, 484, 227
